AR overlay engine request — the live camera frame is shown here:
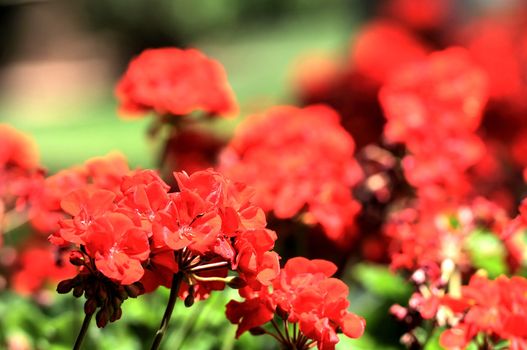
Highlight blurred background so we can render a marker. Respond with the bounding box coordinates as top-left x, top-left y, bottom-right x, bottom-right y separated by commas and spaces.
0, 0, 364, 171
0, 0, 515, 171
